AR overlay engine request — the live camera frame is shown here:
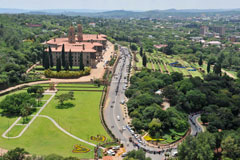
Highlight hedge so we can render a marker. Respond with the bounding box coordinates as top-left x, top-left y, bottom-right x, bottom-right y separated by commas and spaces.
44, 67, 91, 79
